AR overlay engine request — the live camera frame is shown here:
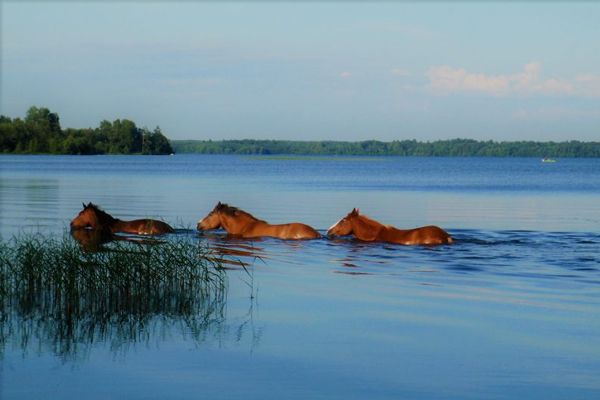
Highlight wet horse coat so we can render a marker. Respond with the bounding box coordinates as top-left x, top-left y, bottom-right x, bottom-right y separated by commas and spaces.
197, 202, 320, 240
327, 208, 452, 245
70, 202, 174, 235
